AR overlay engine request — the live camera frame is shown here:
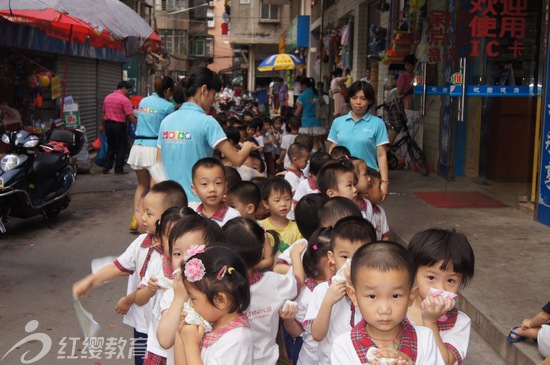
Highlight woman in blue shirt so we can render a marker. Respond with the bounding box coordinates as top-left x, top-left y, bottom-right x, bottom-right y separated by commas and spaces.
327, 81, 390, 199
127, 76, 175, 230
156, 67, 257, 207
295, 77, 325, 151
